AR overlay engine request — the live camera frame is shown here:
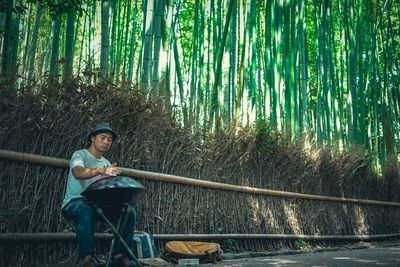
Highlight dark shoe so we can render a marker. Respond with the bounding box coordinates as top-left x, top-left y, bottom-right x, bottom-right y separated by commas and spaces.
81, 255, 96, 267
113, 254, 136, 267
